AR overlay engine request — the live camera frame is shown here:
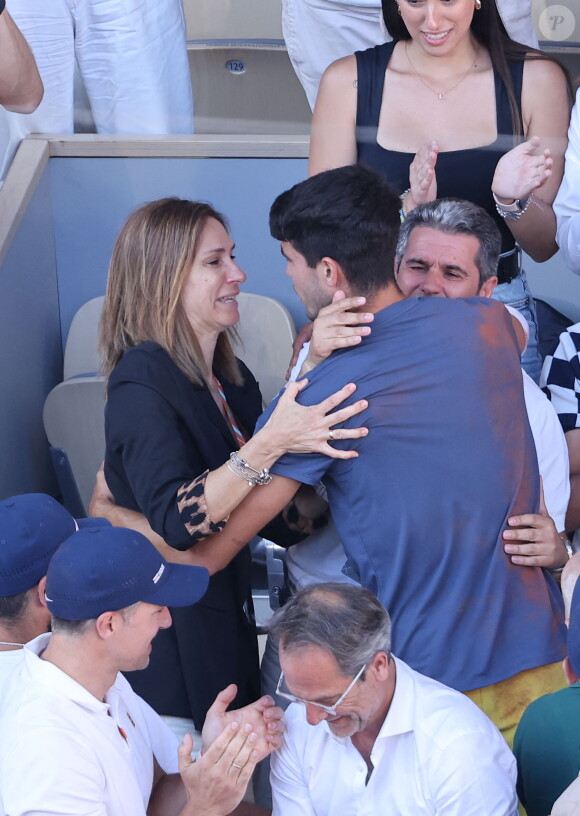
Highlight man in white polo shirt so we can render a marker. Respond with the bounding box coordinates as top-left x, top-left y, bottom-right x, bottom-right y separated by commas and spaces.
0, 525, 281, 816
269, 582, 518, 816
